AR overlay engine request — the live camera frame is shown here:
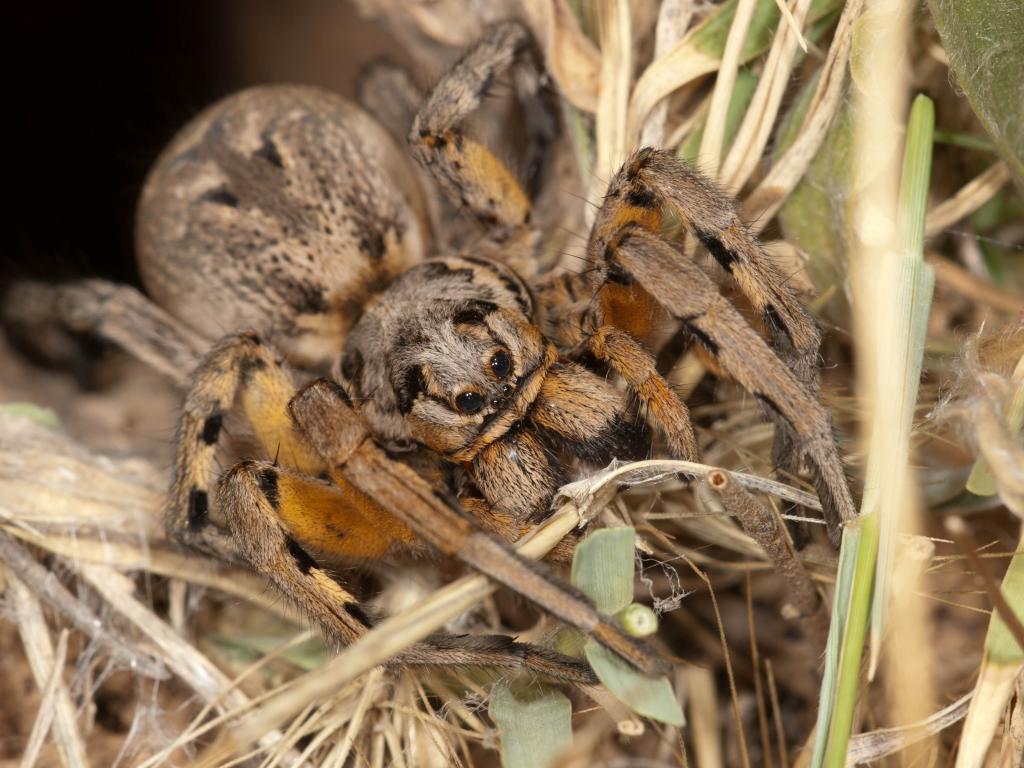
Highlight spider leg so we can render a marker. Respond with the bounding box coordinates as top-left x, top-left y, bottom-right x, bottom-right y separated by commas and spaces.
586, 325, 700, 461
409, 21, 535, 237
599, 227, 855, 542
459, 494, 577, 563
168, 332, 325, 560
623, 151, 823, 485
218, 458, 595, 682
172, 332, 596, 682
290, 378, 665, 677
216, 459, 376, 644
3, 279, 204, 387
599, 149, 822, 390
592, 149, 847, 533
